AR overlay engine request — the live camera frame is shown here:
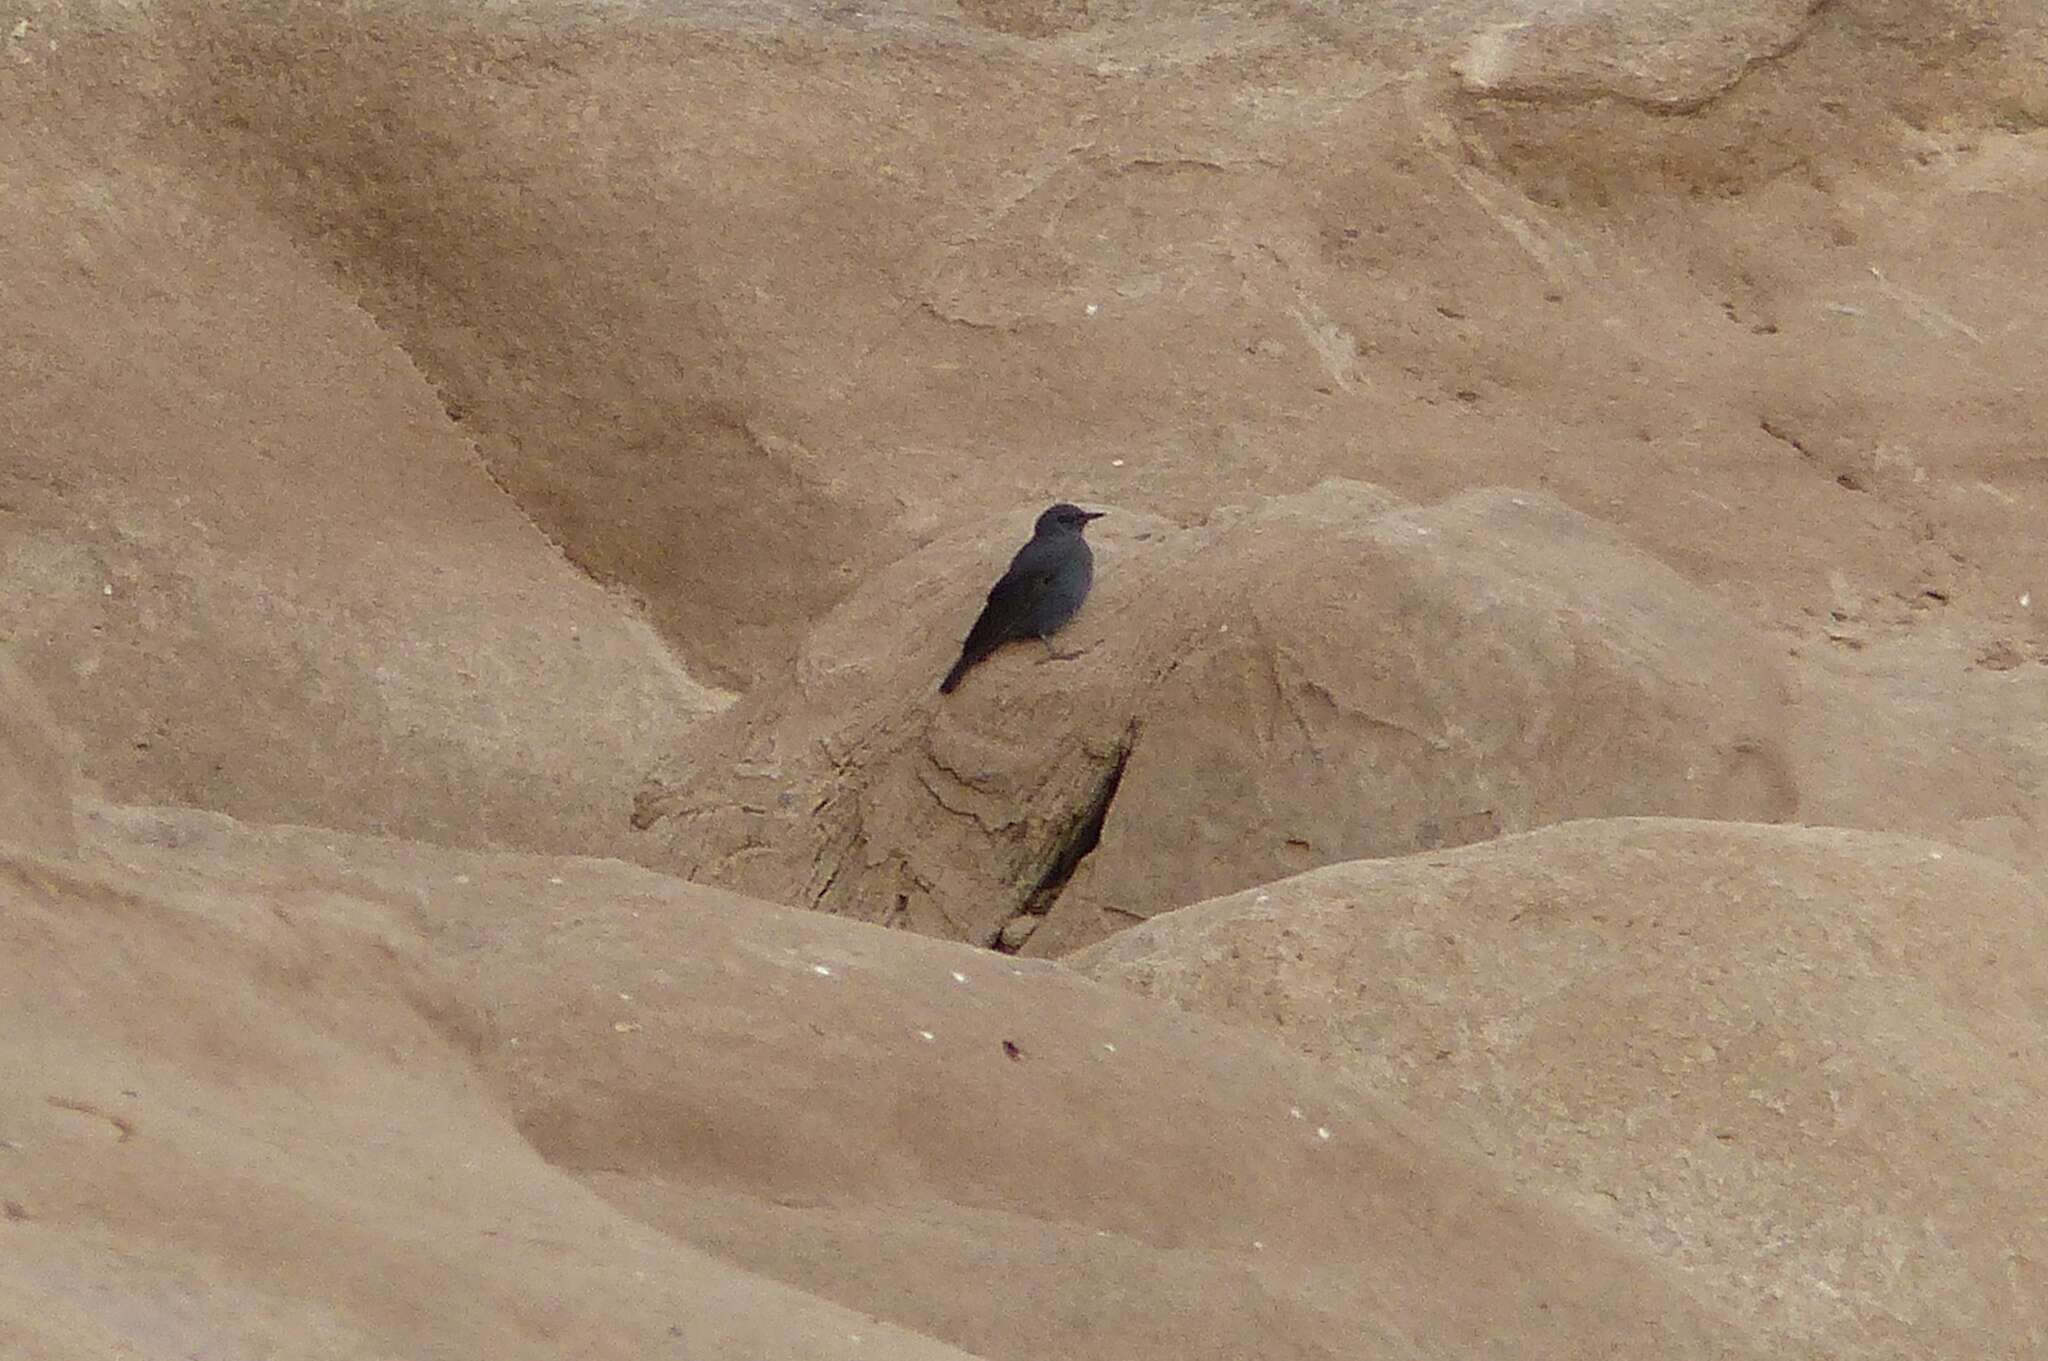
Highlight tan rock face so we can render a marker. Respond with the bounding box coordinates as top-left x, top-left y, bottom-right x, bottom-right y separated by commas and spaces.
1075, 818, 2048, 1359
5, 806, 1764, 1361
5, 0, 2048, 1355
1454, 0, 1825, 113
0, 650, 80, 856
3, 818, 977, 1361
1, 127, 724, 856
10, 0, 2048, 870
638, 482, 1794, 952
